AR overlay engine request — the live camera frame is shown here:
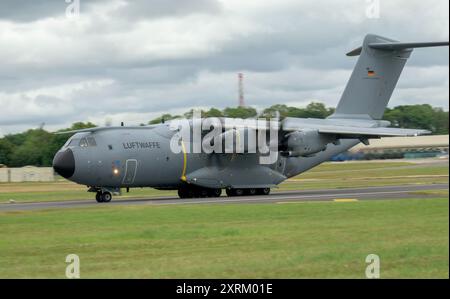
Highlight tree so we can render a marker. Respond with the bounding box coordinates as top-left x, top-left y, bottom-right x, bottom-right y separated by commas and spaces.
203, 108, 224, 118
433, 108, 449, 135
260, 102, 334, 119
8, 129, 54, 167
261, 104, 290, 119
0, 139, 14, 166
149, 114, 180, 124
383, 104, 448, 134
303, 102, 334, 119
223, 106, 257, 118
